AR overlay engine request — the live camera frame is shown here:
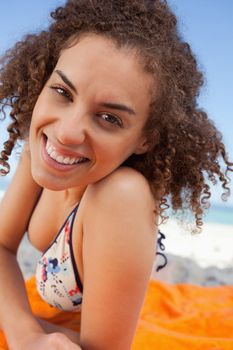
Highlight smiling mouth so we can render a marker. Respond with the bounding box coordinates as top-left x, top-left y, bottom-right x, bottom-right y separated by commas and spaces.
43, 134, 89, 167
